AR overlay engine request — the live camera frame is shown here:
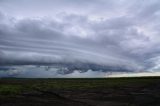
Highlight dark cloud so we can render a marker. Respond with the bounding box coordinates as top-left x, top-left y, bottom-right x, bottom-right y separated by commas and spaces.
0, 0, 160, 77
